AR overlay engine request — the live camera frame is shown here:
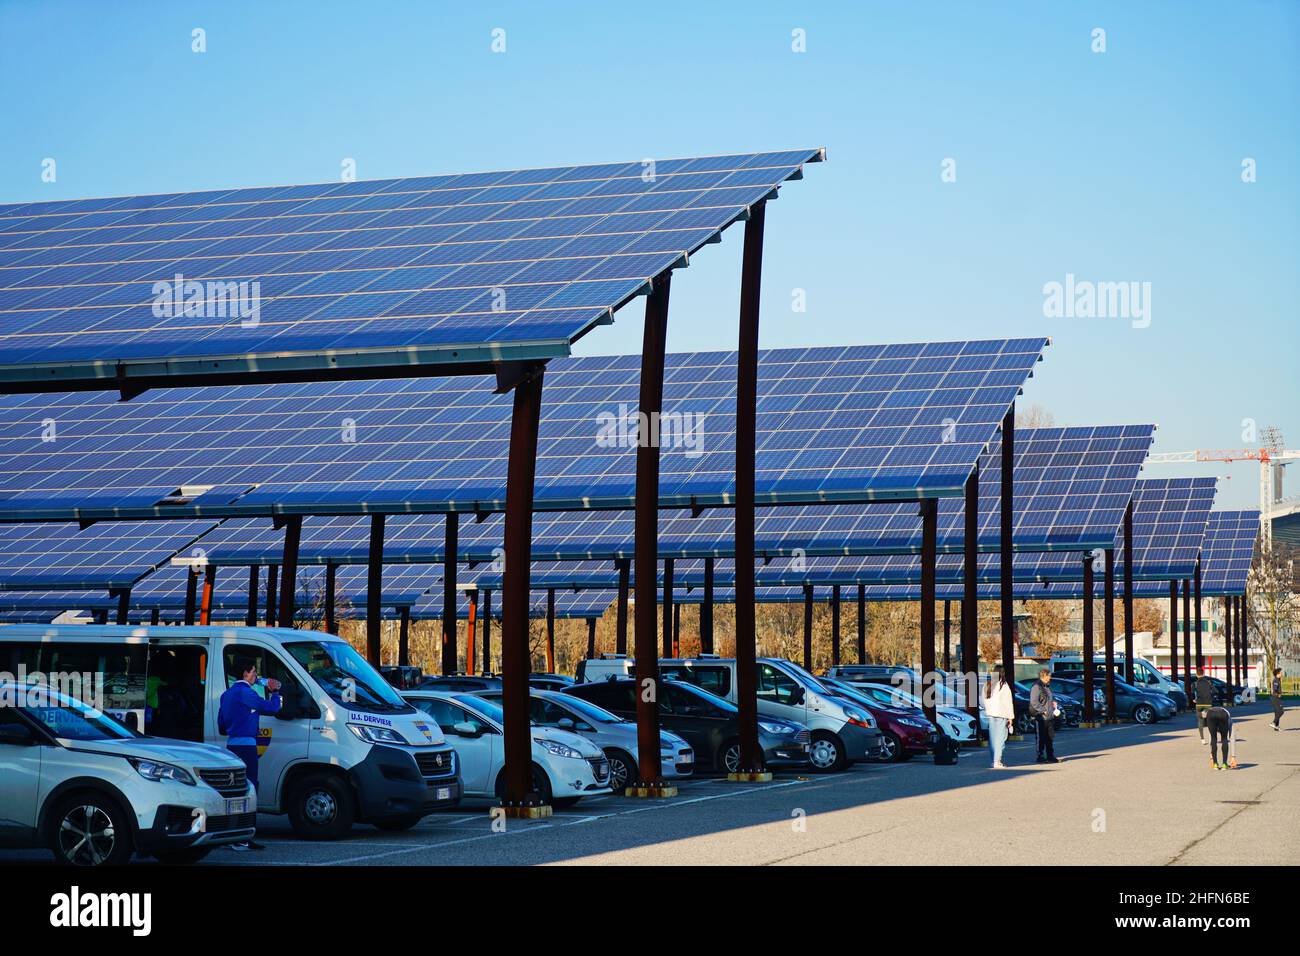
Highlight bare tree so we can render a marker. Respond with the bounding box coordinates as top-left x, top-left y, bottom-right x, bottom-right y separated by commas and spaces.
1248, 540, 1300, 682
